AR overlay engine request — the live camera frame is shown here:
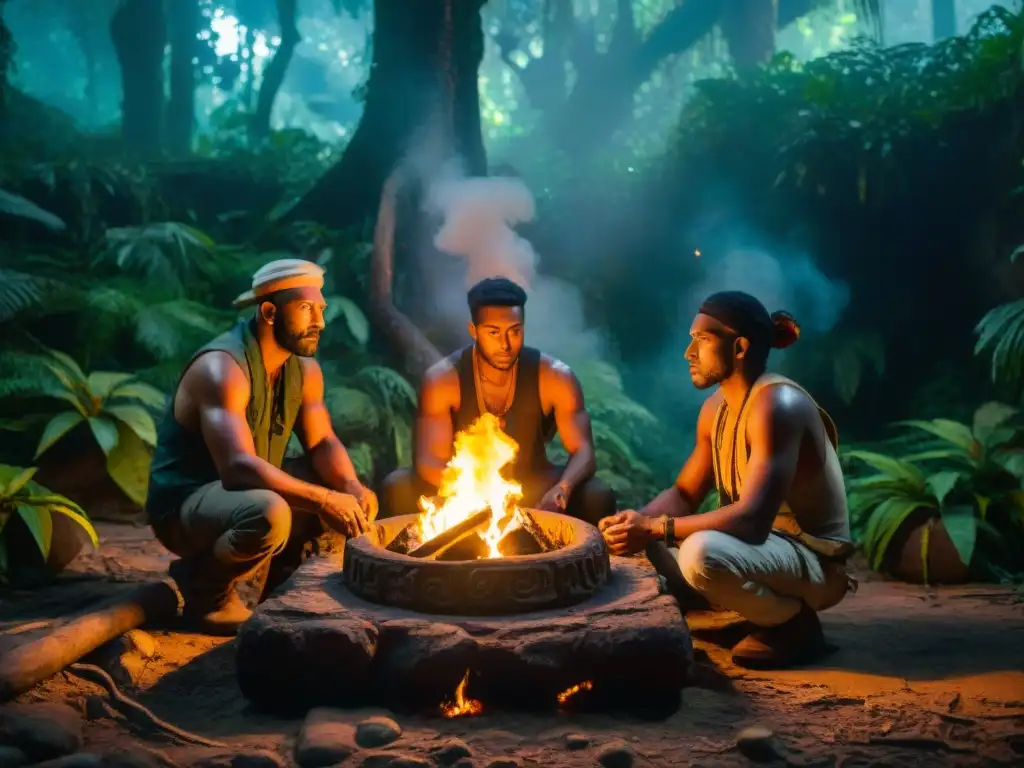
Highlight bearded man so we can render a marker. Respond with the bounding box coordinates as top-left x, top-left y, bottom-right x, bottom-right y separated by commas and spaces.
145, 259, 378, 635
379, 277, 616, 526
599, 291, 854, 670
